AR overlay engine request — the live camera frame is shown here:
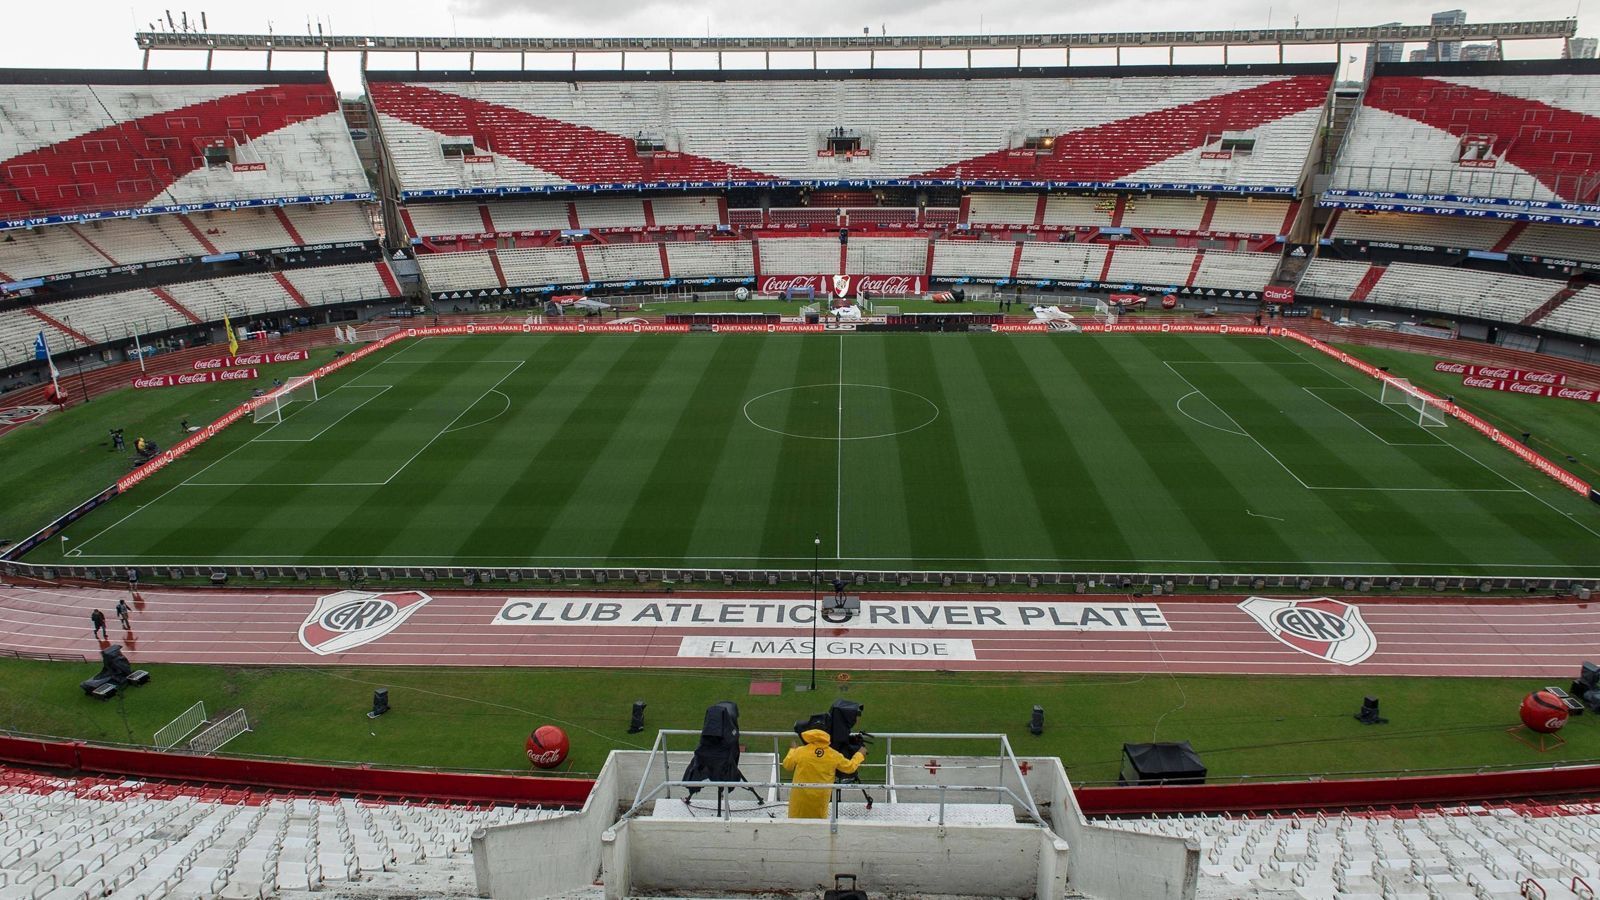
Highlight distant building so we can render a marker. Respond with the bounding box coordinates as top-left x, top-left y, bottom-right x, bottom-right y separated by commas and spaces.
1409, 48, 1432, 62
1372, 22, 1406, 63
1568, 37, 1598, 59
1429, 9, 1468, 62
1459, 43, 1500, 61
